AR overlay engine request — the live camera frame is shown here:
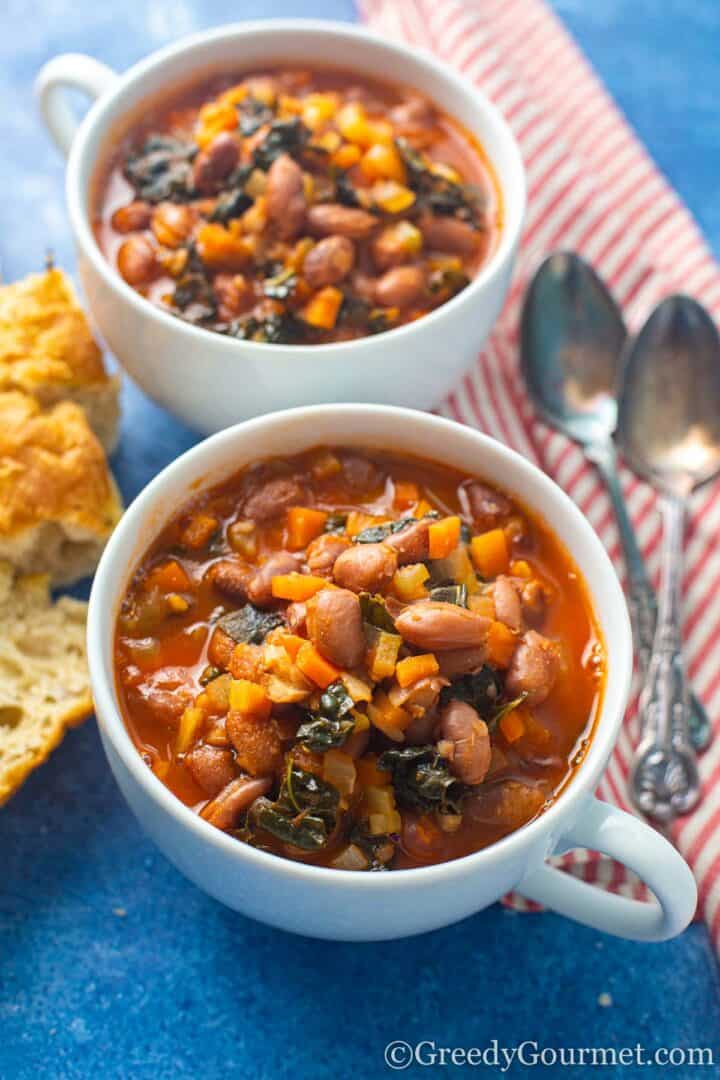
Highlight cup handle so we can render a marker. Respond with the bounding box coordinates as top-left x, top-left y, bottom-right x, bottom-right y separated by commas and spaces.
35, 53, 118, 157
516, 796, 697, 941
